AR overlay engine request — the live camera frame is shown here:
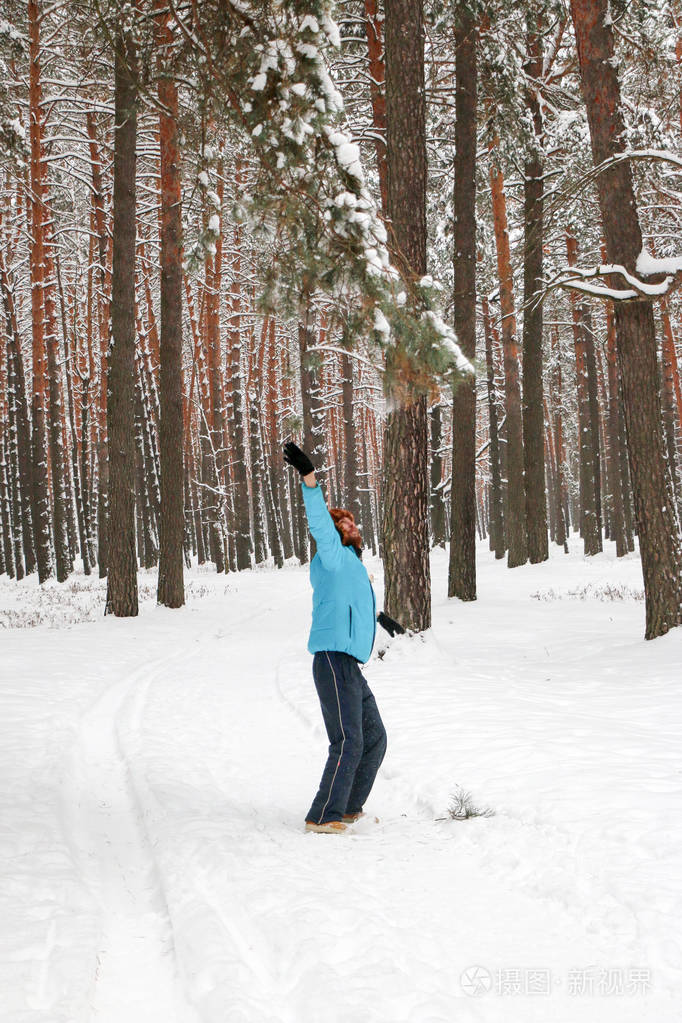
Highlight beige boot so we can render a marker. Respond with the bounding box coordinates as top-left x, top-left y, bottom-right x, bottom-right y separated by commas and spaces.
304, 820, 350, 834
342, 811, 365, 822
